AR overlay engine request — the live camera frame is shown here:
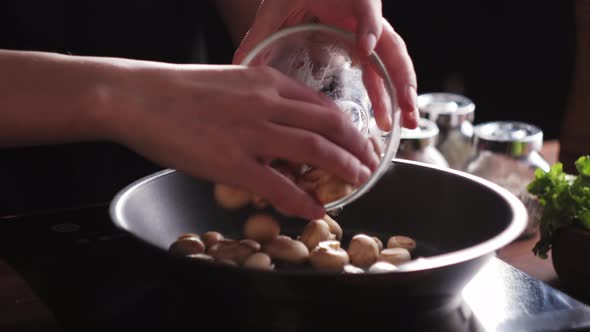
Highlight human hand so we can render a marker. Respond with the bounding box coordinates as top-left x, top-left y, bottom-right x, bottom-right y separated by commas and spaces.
233, 0, 419, 130
103, 63, 379, 219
